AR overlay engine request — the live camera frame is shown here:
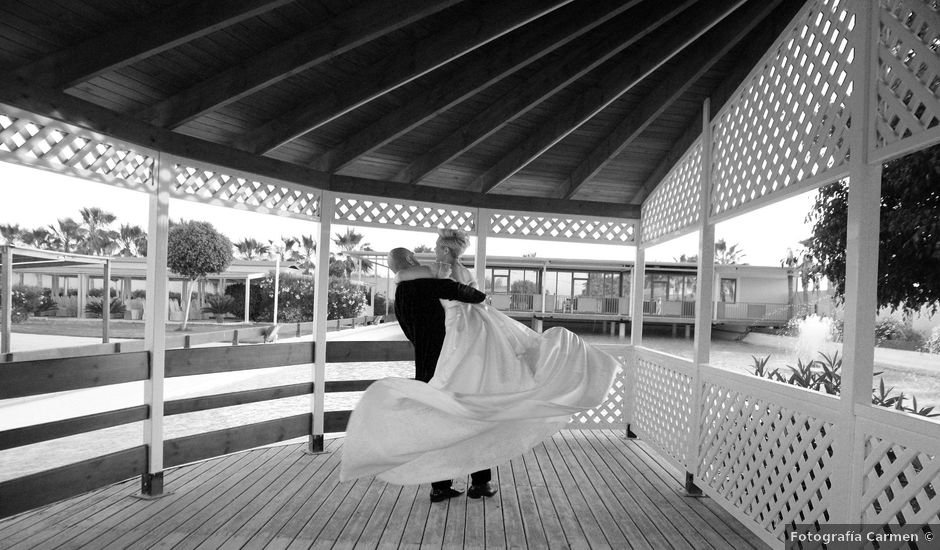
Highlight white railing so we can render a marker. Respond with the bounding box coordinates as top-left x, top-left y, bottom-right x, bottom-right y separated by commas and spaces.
716, 302, 792, 322
568, 346, 630, 430
625, 345, 940, 548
